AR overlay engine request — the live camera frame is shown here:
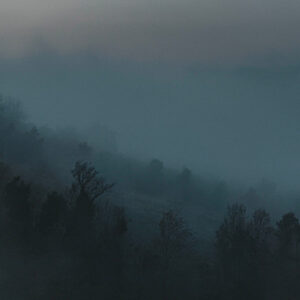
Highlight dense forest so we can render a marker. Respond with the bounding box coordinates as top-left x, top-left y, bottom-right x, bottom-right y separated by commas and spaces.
1, 95, 300, 299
